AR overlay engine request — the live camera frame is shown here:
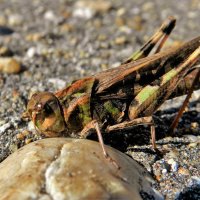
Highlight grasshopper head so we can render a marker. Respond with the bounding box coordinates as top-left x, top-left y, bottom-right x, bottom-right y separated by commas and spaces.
26, 92, 66, 137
